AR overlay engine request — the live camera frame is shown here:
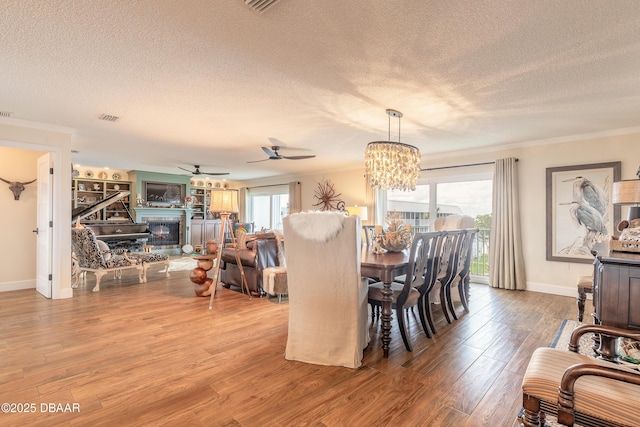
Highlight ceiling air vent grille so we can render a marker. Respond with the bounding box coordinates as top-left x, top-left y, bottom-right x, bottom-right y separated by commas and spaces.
245, 0, 280, 13
99, 114, 119, 122
0, 111, 13, 118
